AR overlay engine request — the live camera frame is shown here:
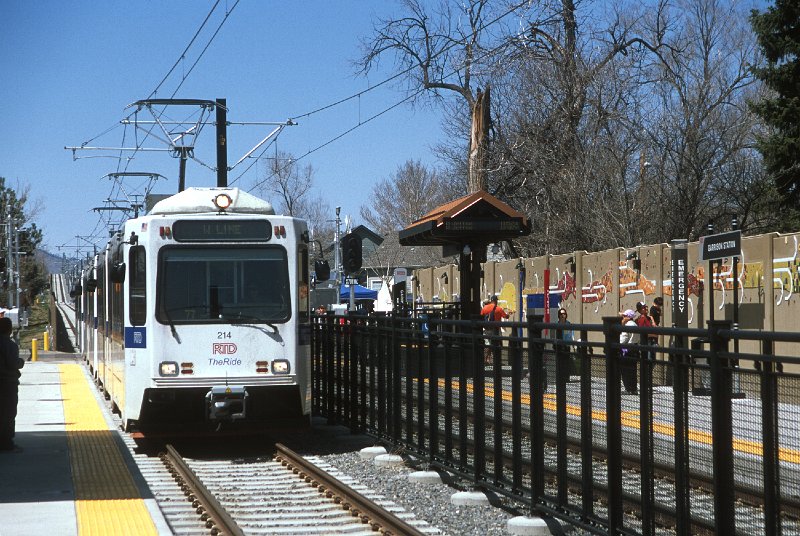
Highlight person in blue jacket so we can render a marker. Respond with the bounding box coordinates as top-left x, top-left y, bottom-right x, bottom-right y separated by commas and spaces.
0, 317, 24, 451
